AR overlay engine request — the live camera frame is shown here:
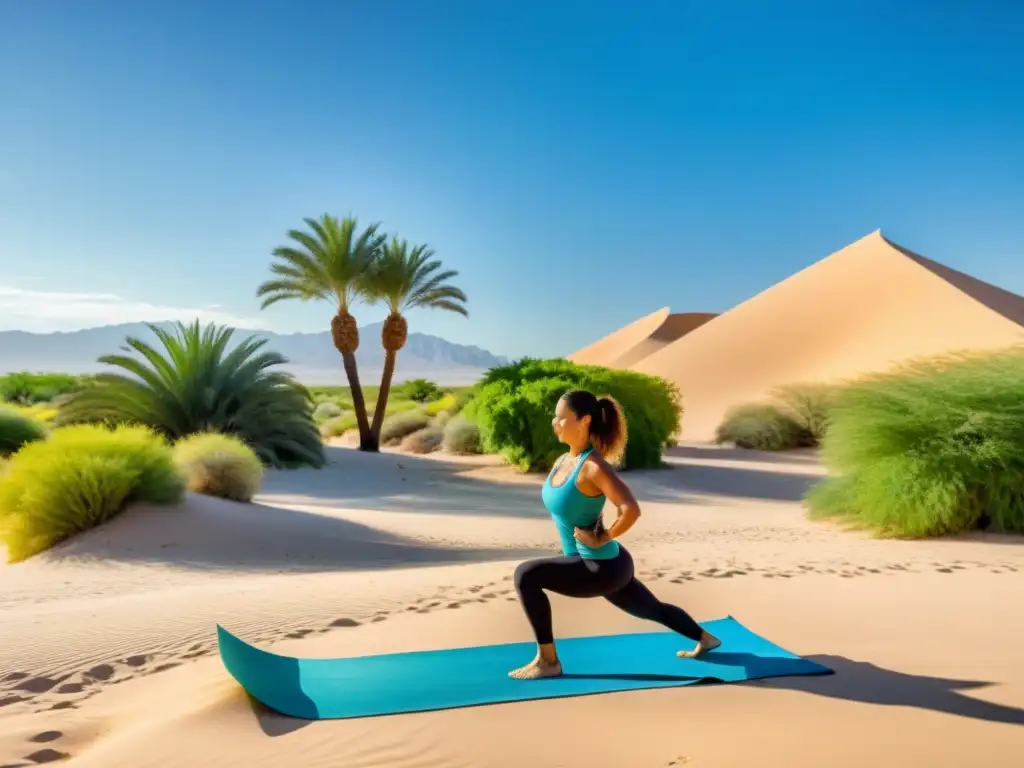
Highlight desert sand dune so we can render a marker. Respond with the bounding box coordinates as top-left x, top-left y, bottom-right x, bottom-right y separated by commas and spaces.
568, 307, 717, 369
625, 230, 1024, 440
2, 445, 1023, 767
